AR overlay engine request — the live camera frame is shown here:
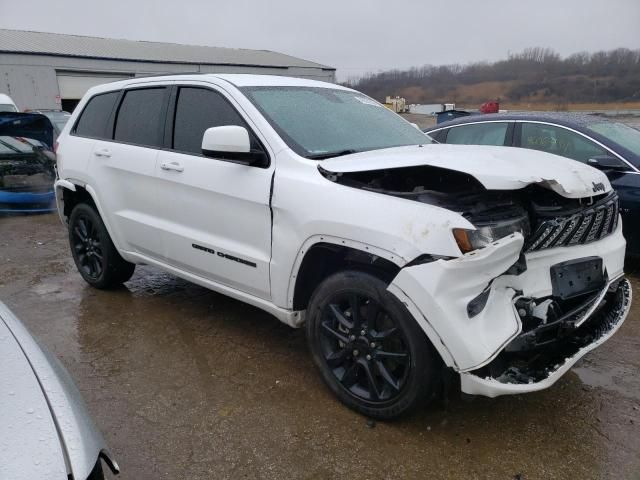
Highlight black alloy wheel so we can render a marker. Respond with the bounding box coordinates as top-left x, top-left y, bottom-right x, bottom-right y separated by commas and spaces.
68, 203, 135, 289
319, 292, 410, 403
71, 214, 104, 279
306, 270, 440, 419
